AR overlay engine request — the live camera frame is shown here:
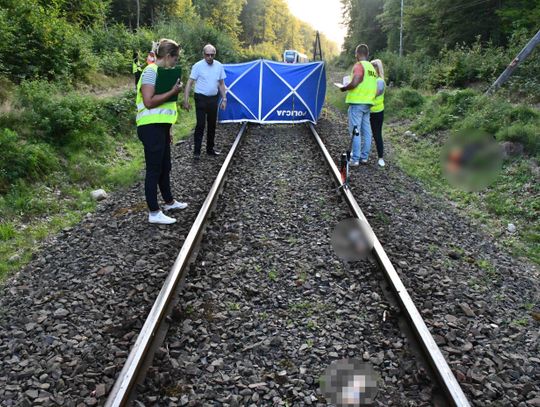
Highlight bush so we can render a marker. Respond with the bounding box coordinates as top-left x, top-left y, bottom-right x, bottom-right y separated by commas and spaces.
98, 50, 132, 77
17, 81, 106, 147
385, 87, 425, 119
0, 129, 59, 192
375, 51, 425, 88
241, 42, 282, 61
376, 32, 540, 98
496, 124, 540, 156
413, 89, 477, 134
153, 17, 241, 65
1, 1, 96, 82
98, 91, 136, 133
